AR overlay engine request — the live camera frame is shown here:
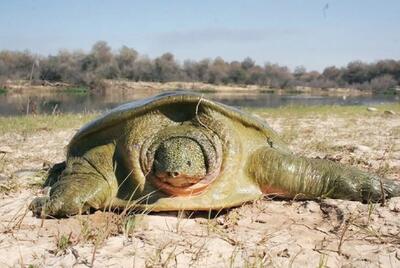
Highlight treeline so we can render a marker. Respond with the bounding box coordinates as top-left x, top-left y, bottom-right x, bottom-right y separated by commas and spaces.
1, 41, 399, 93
